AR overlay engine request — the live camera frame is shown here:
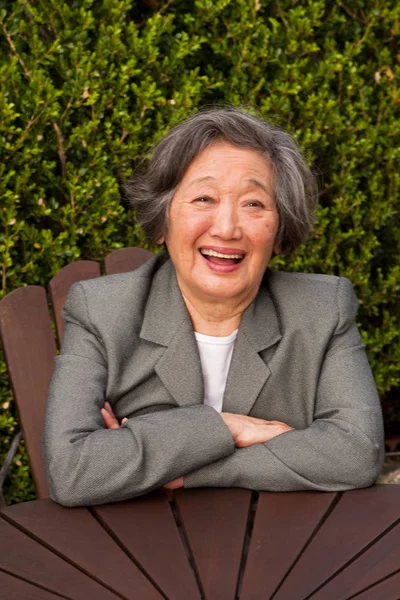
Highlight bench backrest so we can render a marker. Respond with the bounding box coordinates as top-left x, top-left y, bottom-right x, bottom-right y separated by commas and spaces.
0, 247, 153, 499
